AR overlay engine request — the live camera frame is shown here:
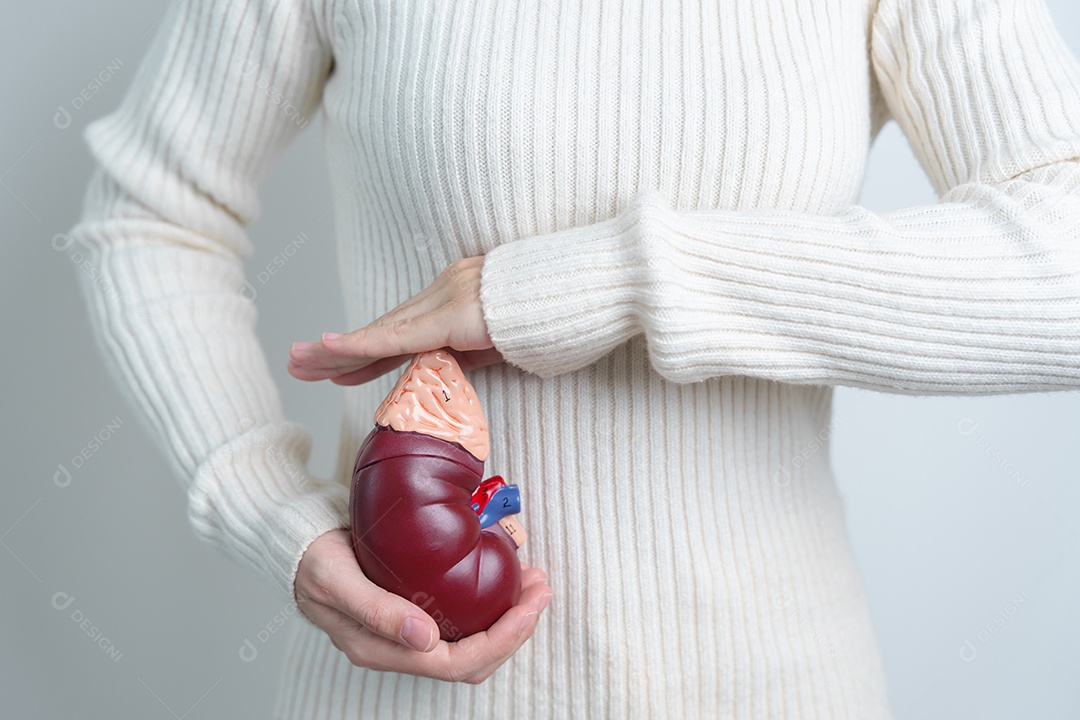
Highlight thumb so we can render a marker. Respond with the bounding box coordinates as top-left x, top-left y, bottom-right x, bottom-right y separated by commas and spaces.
329, 571, 440, 652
